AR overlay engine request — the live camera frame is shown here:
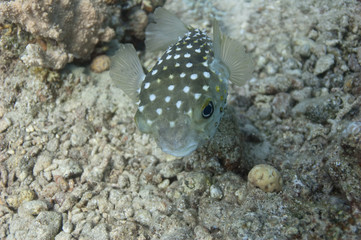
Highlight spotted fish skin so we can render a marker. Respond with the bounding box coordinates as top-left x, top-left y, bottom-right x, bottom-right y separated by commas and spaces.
110, 8, 253, 157
135, 28, 228, 156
